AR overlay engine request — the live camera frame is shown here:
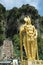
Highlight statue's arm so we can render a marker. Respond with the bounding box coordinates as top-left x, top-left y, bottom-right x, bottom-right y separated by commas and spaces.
35, 29, 38, 38
20, 25, 25, 43
33, 26, 38, 39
